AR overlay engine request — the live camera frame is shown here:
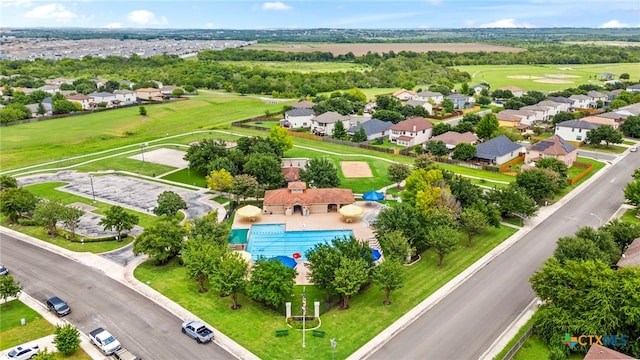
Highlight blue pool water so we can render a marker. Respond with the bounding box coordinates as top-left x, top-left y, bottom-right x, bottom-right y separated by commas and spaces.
246, 224, 352, 261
